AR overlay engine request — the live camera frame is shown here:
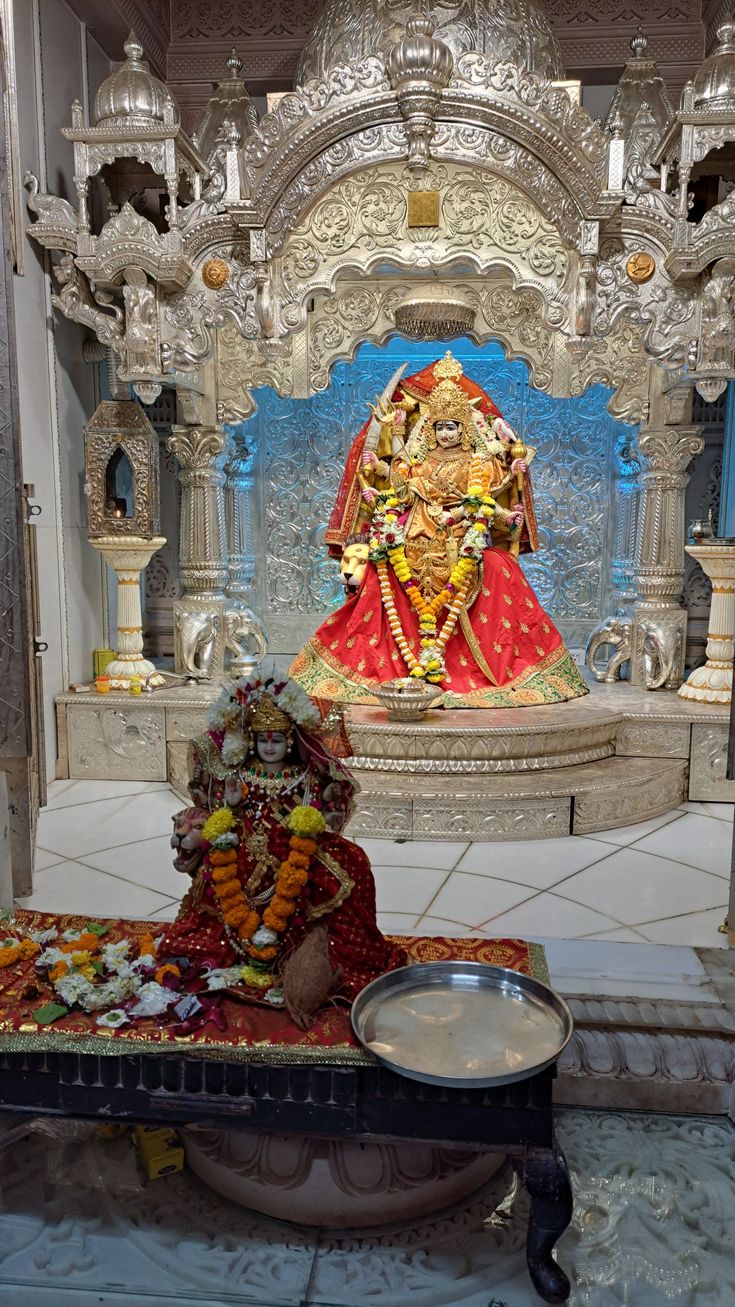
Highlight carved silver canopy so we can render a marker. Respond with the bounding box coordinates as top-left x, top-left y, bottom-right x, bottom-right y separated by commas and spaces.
692, 21, 735, 111
94, 31, 178, 128
296, 0, 565, 85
